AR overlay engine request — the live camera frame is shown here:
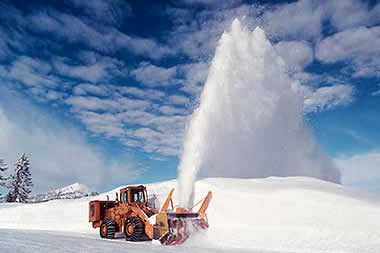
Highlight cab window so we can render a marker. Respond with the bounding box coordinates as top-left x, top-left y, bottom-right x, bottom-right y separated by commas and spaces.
131, 189, 145, 203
